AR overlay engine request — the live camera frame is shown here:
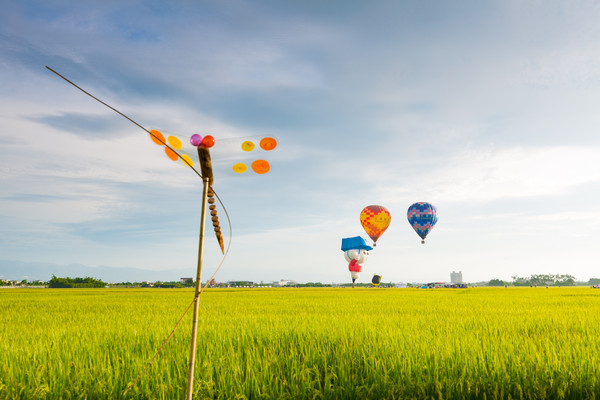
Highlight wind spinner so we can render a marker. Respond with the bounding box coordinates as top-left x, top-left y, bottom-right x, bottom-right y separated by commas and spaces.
146, 128, 278, 253
46, 66, 277, 400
